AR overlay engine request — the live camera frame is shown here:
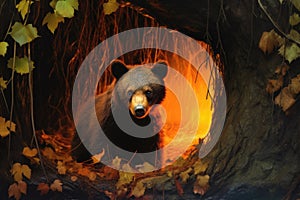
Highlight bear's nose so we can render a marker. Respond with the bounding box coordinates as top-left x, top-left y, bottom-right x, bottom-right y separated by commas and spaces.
134, 105, 146, 118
